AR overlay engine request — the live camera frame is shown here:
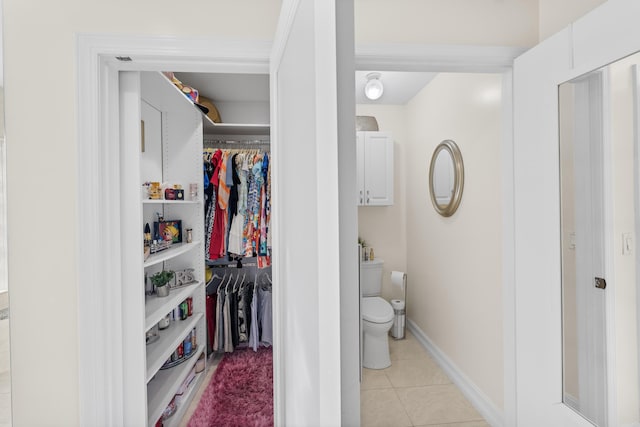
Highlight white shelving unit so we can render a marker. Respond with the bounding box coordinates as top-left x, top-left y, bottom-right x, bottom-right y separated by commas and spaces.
119, 70, 207, 426
145, 282, 202, 331
143, 241, 202, 268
